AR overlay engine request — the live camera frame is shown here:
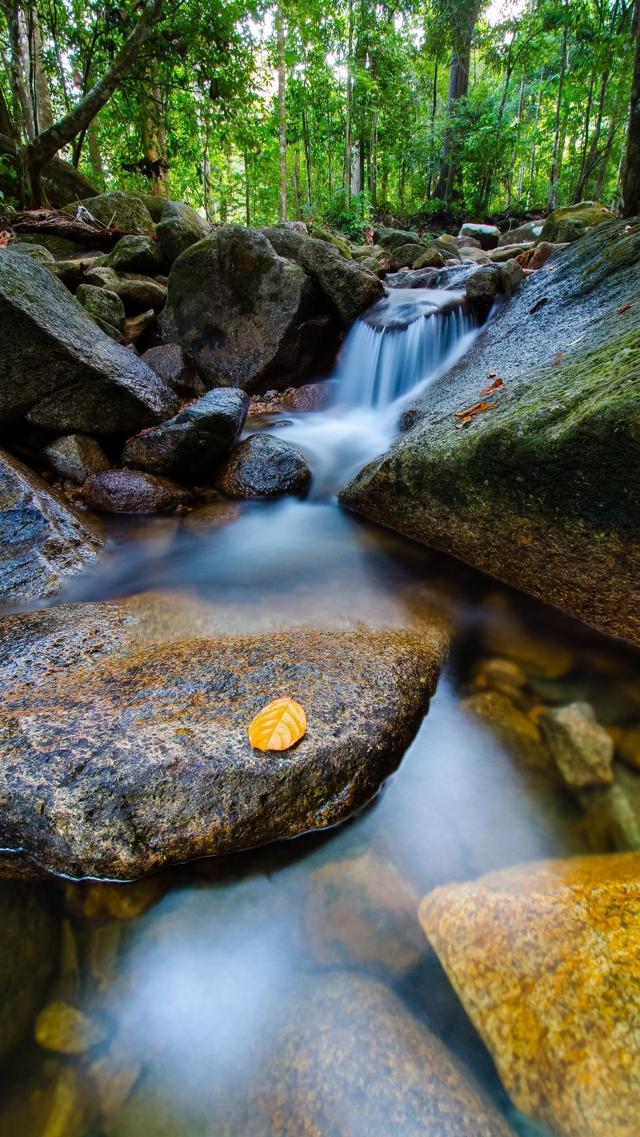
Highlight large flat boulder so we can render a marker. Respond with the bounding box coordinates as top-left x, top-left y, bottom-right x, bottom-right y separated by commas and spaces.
0, 593, 446, 878
163, 226, 336, 391
341, 218, 640, 644
0, 251, 179, 433
420, 852, 640, 1137
0, 448, 102, 603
